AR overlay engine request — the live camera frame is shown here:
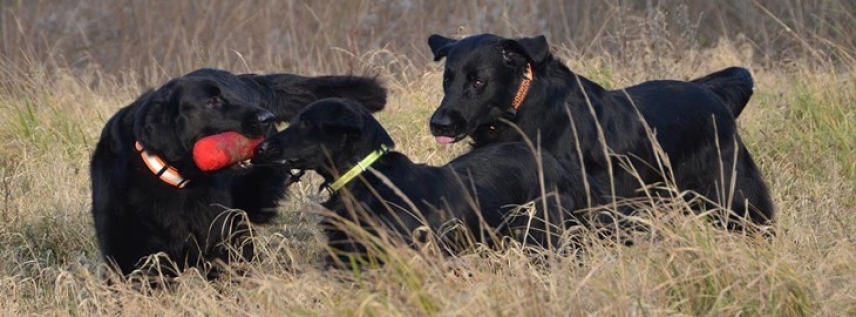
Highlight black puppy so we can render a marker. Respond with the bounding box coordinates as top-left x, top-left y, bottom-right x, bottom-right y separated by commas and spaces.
253, 98, 597, 269
90, 68, 386, 279
427, 33, 773, 232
